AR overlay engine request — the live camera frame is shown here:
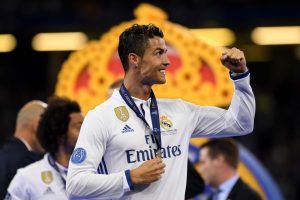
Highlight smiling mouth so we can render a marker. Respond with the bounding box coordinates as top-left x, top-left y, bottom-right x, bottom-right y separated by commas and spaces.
159, 69, 166, 75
